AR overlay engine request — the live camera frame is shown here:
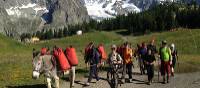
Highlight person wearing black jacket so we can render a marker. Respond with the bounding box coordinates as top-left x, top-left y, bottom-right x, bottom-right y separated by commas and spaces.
85, 43, 100, 86
147, 39, 158, 57
144, 49, 156, 85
